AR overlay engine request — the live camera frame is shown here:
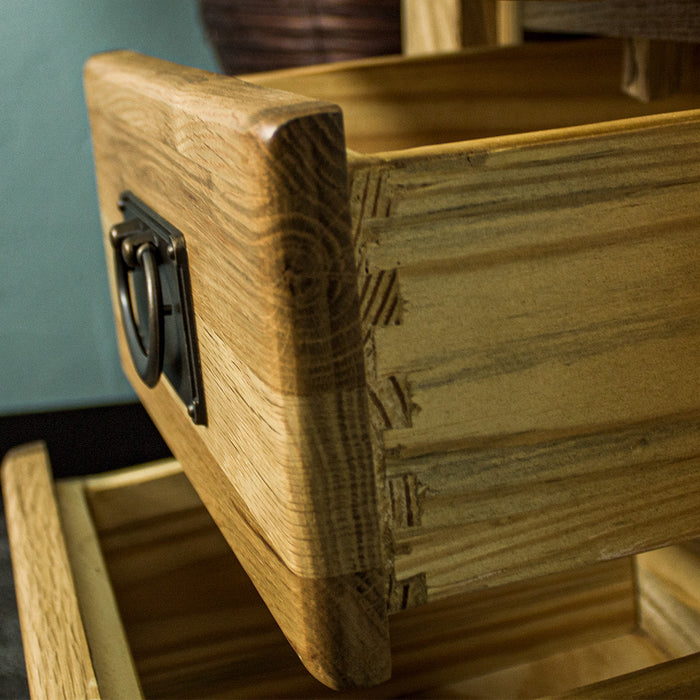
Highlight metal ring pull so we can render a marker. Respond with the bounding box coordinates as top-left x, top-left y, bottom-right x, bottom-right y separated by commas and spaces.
111, 222, 164, 388
110, 193, 206, 424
